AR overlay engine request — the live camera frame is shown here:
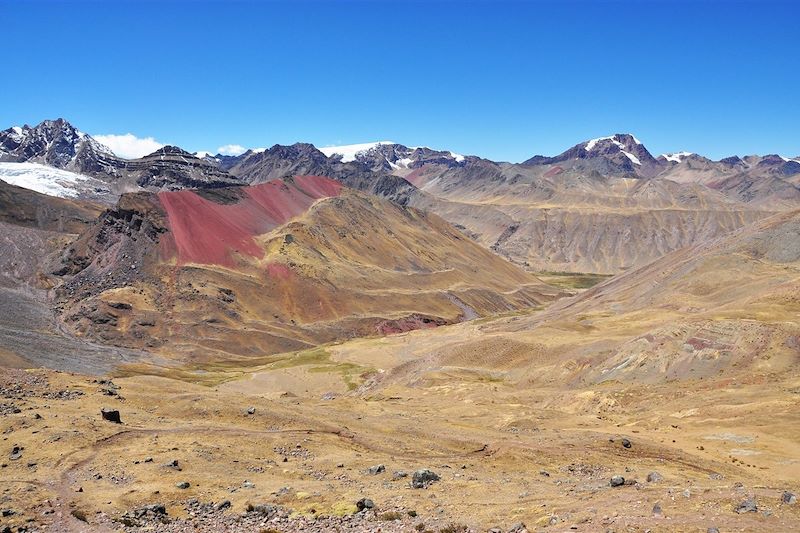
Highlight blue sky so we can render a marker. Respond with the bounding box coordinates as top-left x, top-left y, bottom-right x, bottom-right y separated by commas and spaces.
2, 0, 798, 161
